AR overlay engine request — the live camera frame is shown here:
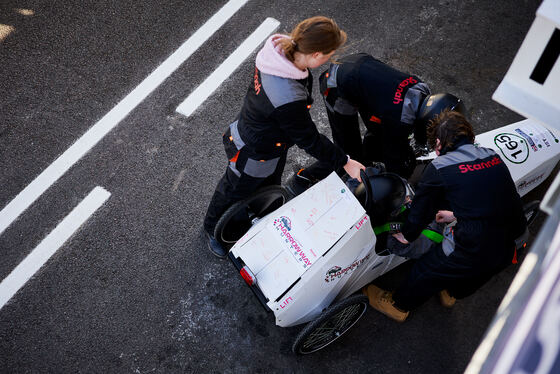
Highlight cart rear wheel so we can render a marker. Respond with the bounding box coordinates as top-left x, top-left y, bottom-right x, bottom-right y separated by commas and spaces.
214, 185, 290, 249
292, 295, 369, 355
